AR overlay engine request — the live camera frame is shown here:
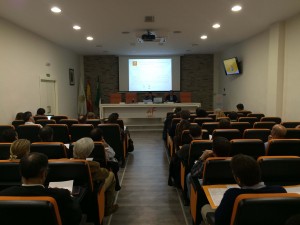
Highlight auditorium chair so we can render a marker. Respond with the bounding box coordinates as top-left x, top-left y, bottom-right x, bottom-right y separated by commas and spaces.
59, 119, 78, 129
266, 139, 300, 156
206, 193, 300, 225
11, 120, 25, 129
16, 124, 41, 142
0, 143, 11, 160
31, 142, 68, 159
243, 128, 270, 142
238, 117, 258, 126
33, 115, 48, 121
0, 160, 21, 191
36, 119, 56, 127
247, 113, 265, 121
260, 116, 282, 124
216, 117, 230, 122
0, 125, 14, 142
212, 129, 242, 141
110, 93, 122, 103
207, 114, 217, 121
258, 156, 300, 186
237, 110, 252, 117
230, 139, 265, 159
50, 116, 68, 123
47, 124, 70, 143
70, 124, 93, 142
202, 122, 219, 135
180, 91, 192, 103
194, 117, 214, 126
253, 121, 276, 129
230, 122, 251, 133
86, 119, 101, 127
285, 128, 300, 139
0, 196, 62, 225
125, 92, 137, 104
281, 121, 300, 128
